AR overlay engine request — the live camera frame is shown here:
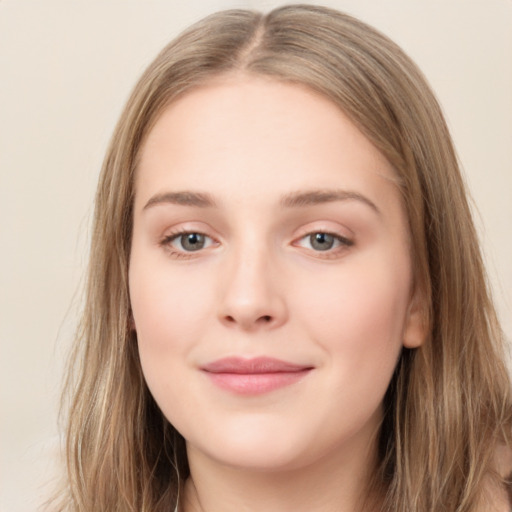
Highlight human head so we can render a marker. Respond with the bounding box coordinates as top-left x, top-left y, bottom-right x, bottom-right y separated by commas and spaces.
68, 5, 510, 510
